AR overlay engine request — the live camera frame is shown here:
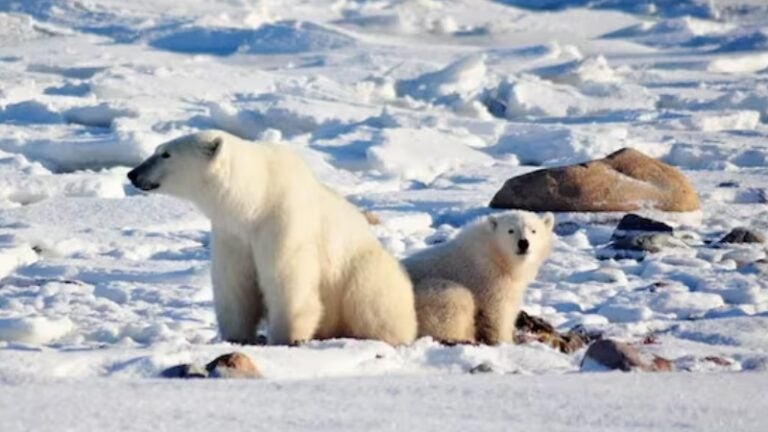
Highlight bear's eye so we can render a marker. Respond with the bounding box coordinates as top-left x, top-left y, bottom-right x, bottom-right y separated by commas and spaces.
508, 229, 515, 234
532, 229, 537, 234
161, 151, 170, 159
